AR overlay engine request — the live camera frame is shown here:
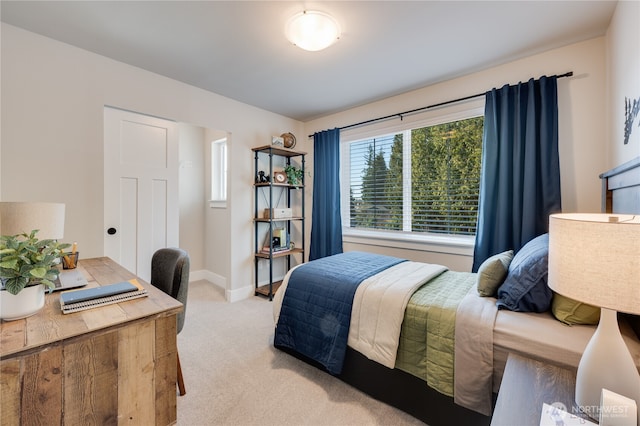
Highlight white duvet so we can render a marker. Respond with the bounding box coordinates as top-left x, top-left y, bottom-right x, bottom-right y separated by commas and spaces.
347, 261, 447, 367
